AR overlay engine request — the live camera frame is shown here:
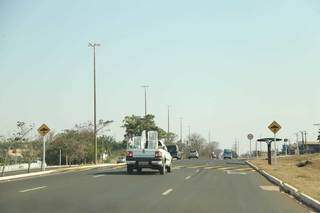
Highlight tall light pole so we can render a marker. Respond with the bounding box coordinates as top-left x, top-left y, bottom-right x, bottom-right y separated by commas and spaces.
179, 117, 183, 143
167, 105, 170, 134
314, 123, 320, 142
141, 85, 149, 116
89, 42, 100, 164
188, 125, 191, 143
